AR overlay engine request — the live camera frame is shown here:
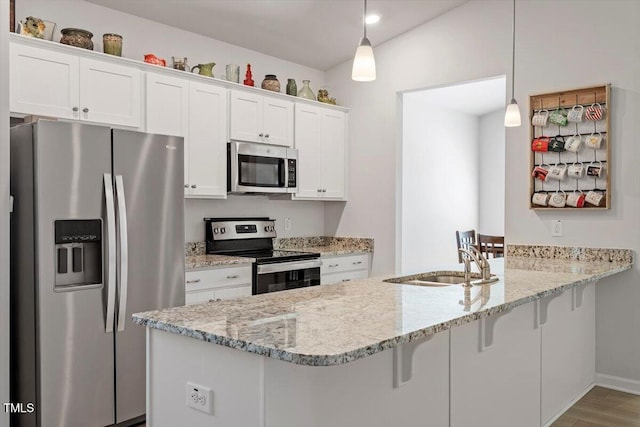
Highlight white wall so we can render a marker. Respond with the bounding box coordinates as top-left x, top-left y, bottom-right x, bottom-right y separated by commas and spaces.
17, 0, 329, 244
478, 109, 505, 235
185, 197, 325, 243
1, 0, 10, 422
325, 0, 640, 386
401, 99, 479, 273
